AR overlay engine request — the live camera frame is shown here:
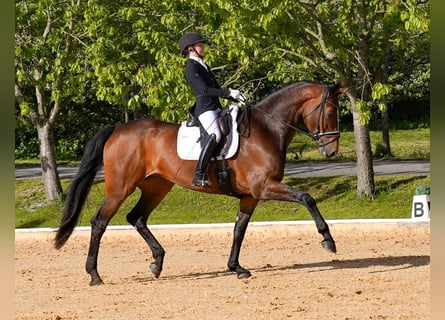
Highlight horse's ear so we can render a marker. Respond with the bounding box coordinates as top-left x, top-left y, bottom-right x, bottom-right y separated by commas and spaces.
337, 87, 349, 95
330, 83, 349, 95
